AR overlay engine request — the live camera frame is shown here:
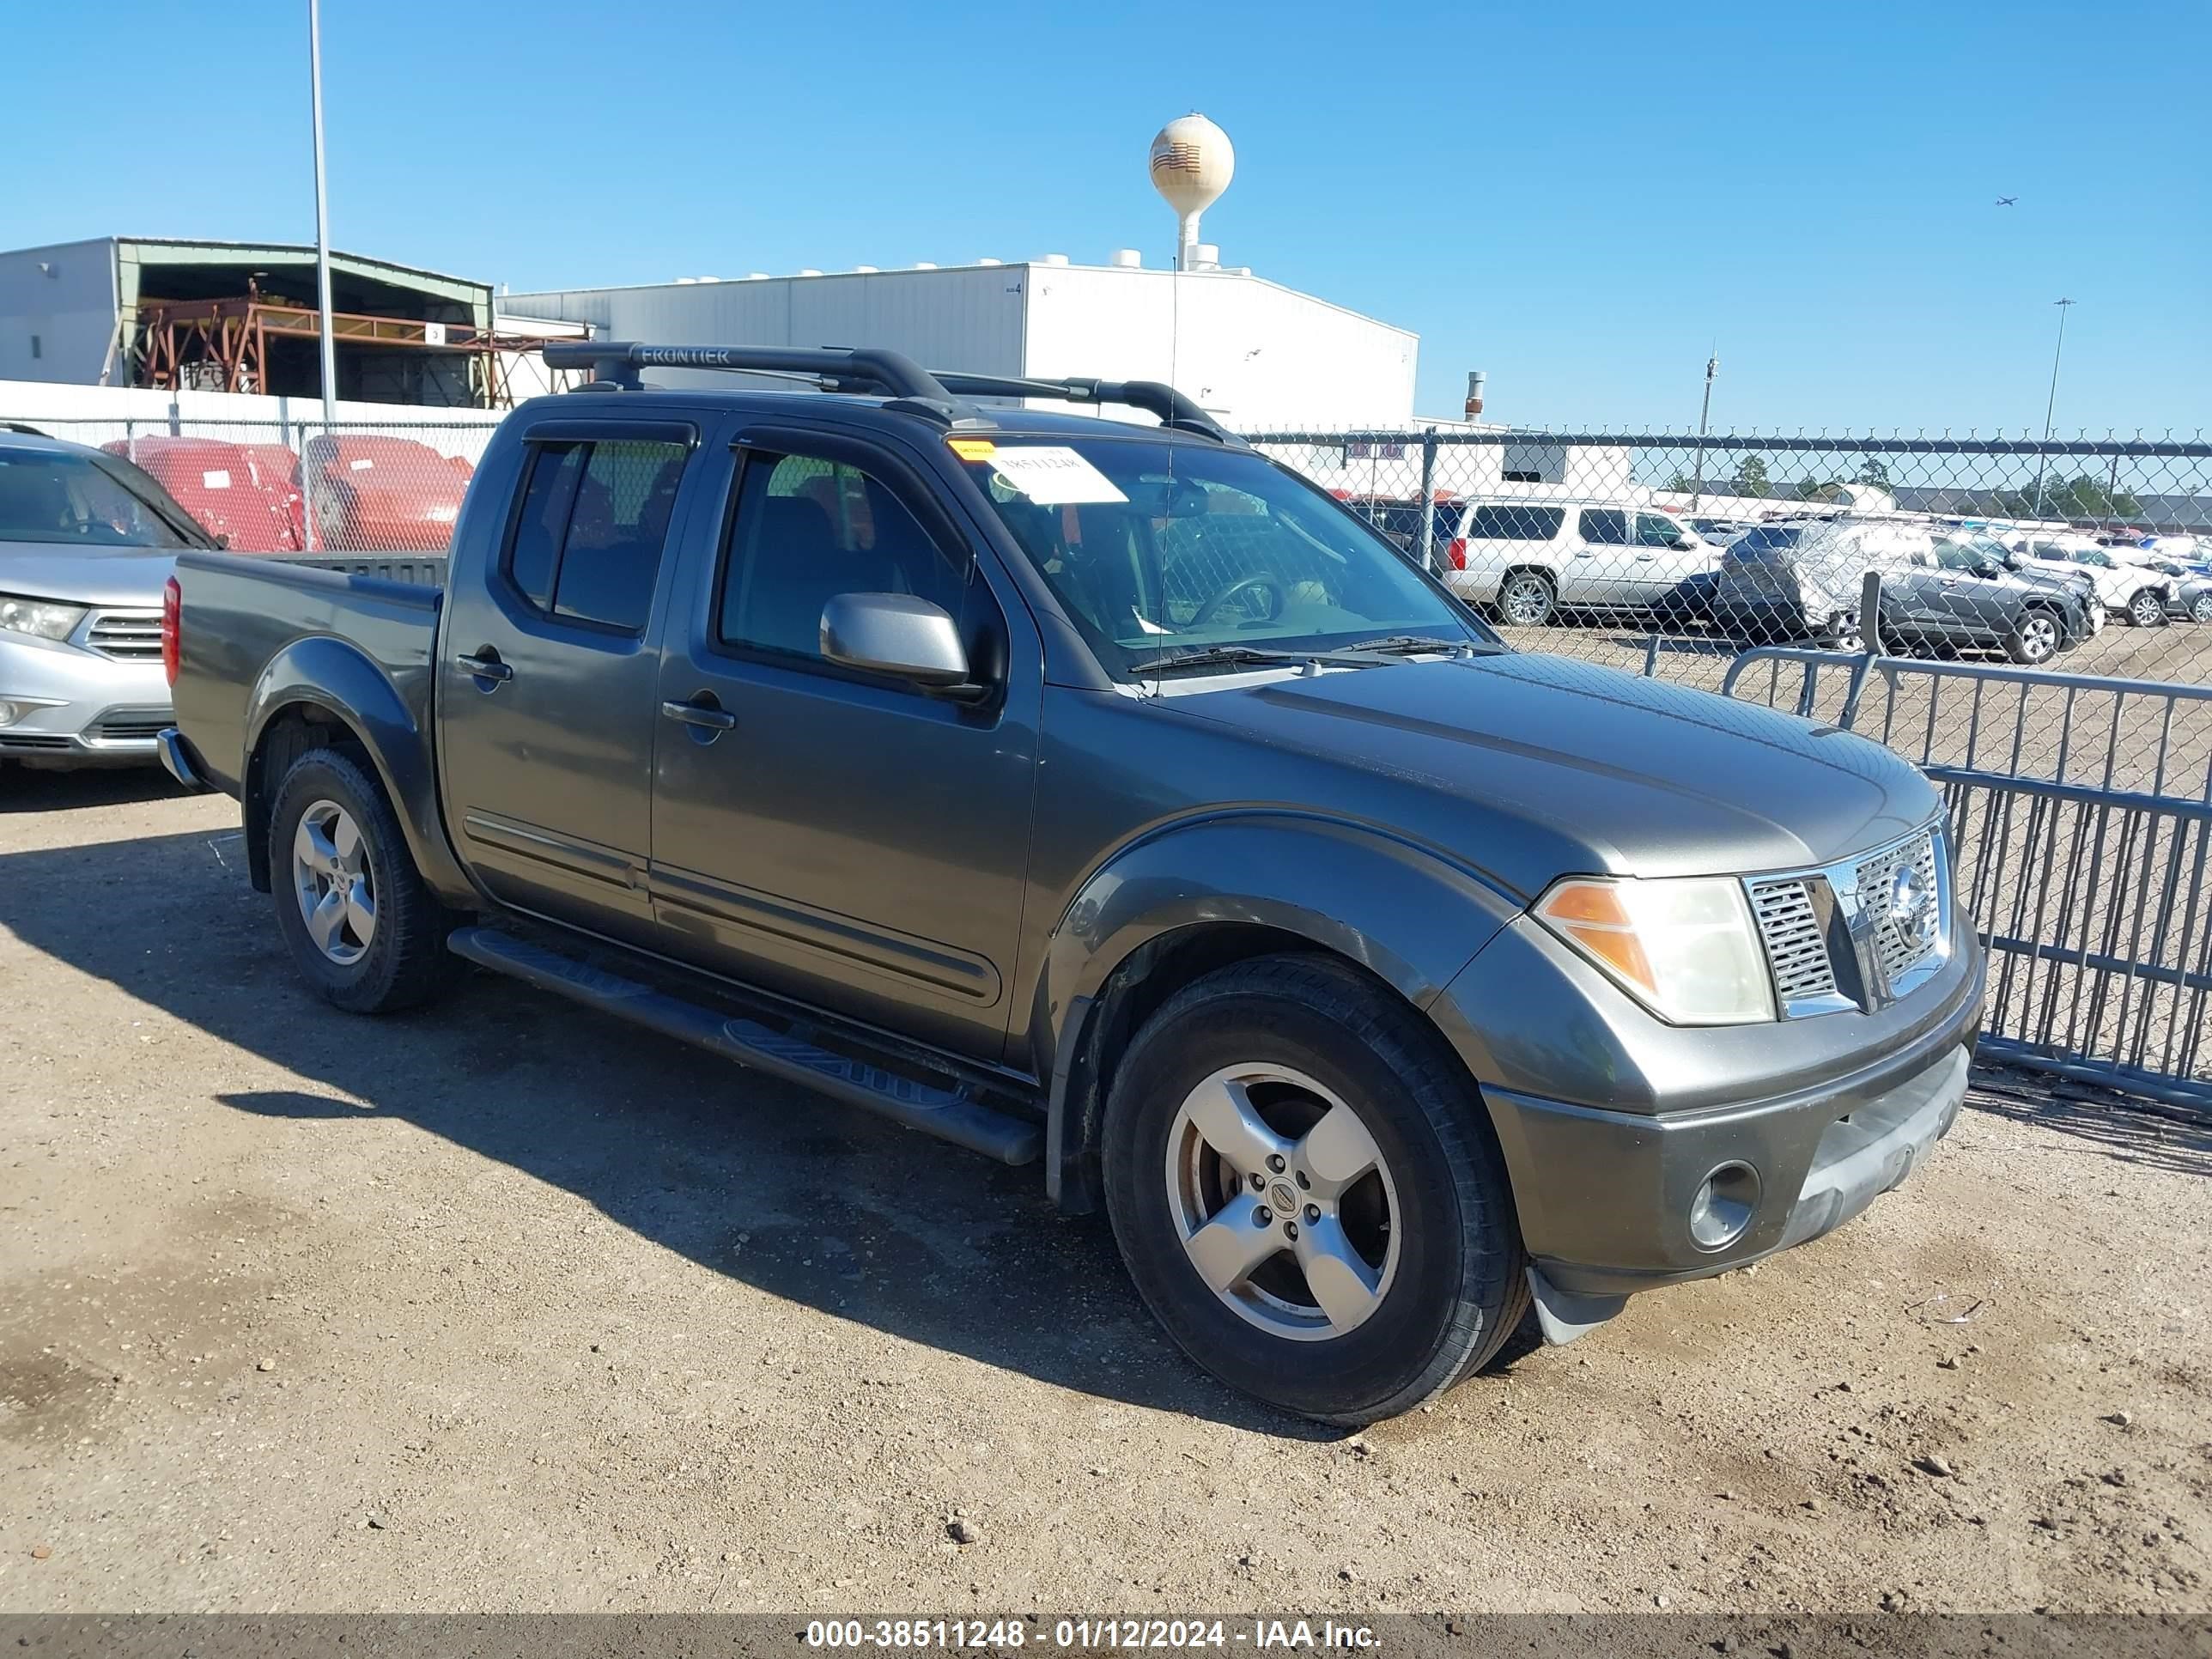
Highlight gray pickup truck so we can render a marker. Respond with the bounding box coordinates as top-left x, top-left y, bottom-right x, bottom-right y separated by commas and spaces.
162, 343, 1984, 1425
